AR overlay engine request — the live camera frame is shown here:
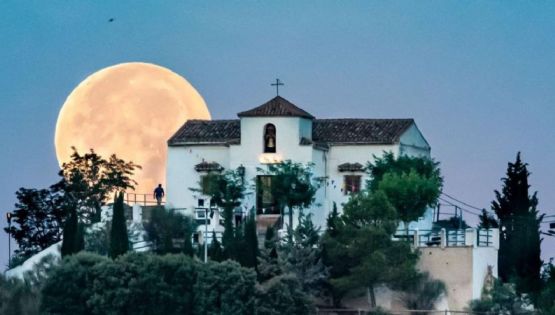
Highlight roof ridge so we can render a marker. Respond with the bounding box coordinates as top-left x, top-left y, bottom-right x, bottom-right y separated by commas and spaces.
237, 96, 315, 119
